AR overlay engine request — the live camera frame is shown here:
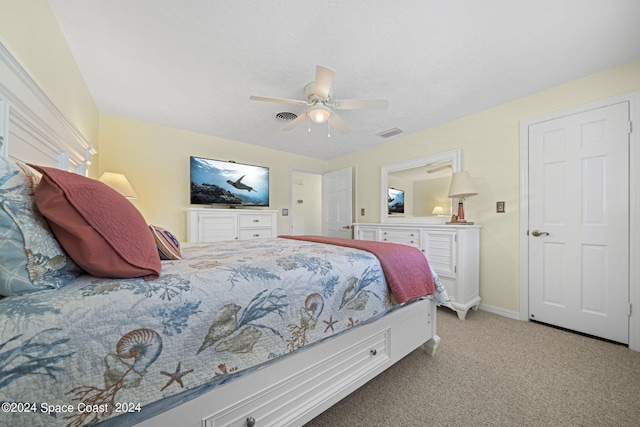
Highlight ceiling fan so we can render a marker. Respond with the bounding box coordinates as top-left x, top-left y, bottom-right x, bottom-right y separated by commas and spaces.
250, 65, 388, 134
